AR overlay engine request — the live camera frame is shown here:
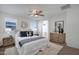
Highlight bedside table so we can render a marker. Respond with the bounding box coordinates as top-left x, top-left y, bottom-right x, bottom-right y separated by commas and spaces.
3, 36, 15, 48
